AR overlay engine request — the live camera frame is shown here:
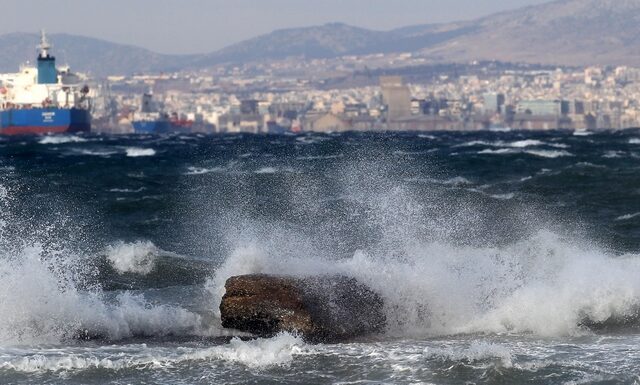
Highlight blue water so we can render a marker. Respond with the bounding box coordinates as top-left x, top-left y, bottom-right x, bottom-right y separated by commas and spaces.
1, 130, 640, 384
